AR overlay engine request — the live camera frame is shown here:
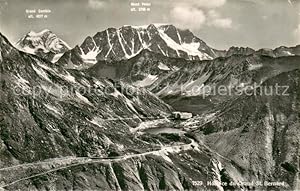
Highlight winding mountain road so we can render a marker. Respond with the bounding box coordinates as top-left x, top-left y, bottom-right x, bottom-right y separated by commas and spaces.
0, 138, 198, 189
